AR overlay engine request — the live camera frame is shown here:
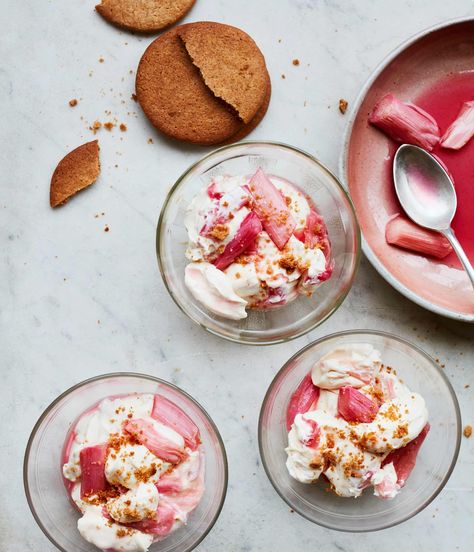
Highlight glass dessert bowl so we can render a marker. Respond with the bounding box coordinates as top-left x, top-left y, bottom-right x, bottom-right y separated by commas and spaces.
258, 330, 461, 532
24, 374, 228, 552
157, 142, 360, 345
